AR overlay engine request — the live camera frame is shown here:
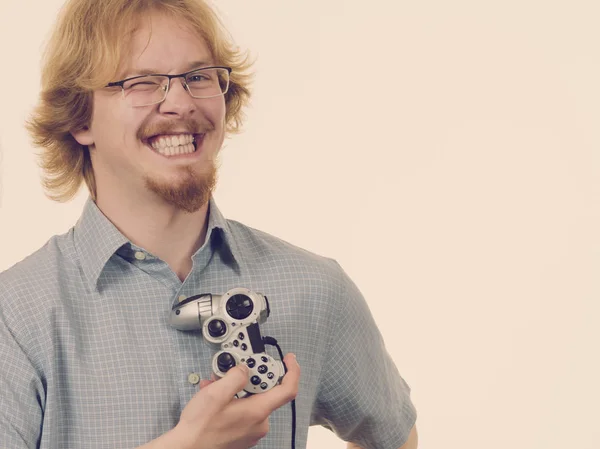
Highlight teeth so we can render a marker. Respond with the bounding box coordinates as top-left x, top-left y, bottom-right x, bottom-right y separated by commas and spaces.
149, 133, 195, 151
151, 142, 196, 156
